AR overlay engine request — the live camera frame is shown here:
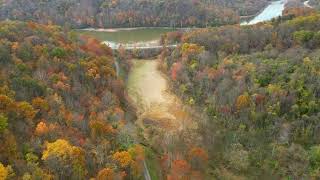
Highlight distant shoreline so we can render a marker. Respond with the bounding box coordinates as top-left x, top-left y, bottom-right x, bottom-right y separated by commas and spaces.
79, 27, 196, 32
